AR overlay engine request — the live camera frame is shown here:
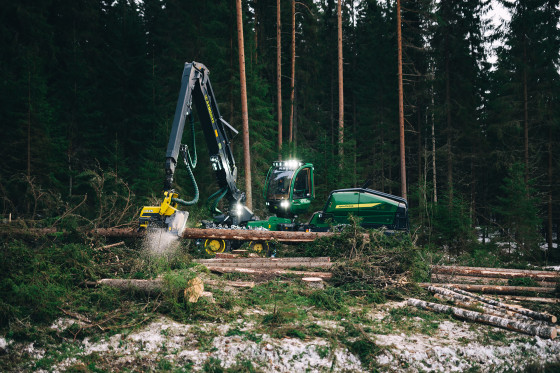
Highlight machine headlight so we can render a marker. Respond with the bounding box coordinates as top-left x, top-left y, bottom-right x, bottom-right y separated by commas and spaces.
280, 200, 290, 209
235, 203, 244, 215
285, 160, 300, 169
